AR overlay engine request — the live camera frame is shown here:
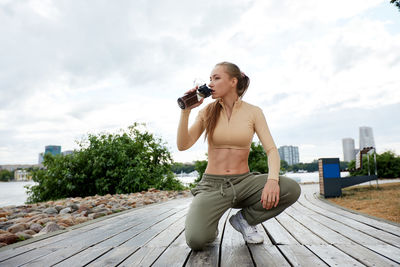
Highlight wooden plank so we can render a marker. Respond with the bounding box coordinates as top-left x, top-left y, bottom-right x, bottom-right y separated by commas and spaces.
186, 209, 231, 267
0, 247, 58, 266
220, 209, 254, 267
297, 196, 390, 244
305, 192, 400, 236
247, 223, 290, 267
152, 232, 191, 267
86, 209, 188, 266
365, 244, 400, 264
295, 197, 400, 263
6, 201, 189, 267
305, 201, 400, 247
278, 244, 328, 266
274, 212, 326, 245
118, 216, 187, 266
12, 208, 185, 266
297, 204, 388, 246
263, 218, 298, 245
306, 244, 365, 266
284, 206, 353, 245
296, 197, 400, 261
53, 246, 113, 267
335, 243, 400, 267
118, 247, 165, 267
0, 198, 189, 263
